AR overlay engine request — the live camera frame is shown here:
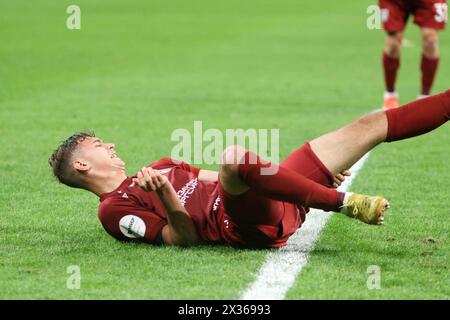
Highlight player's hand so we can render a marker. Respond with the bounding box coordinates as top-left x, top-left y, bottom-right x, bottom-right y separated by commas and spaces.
133, 167, 169, 192
332, 170, 351, 188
